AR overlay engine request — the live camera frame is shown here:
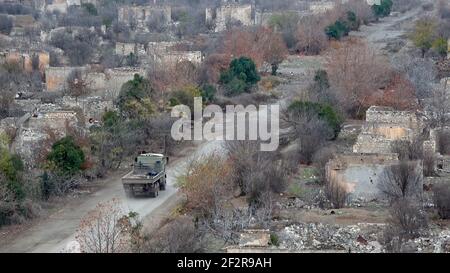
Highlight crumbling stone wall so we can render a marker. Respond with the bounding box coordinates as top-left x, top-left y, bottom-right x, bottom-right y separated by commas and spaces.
158, 51, 203, 66
59, 96, 115, 125
353, 106, 424, 154
208, 4, 253, 32
45, 66, 84, 92
104, 67, 146, 99
115, 42, 146, 56
309, 1, 335, 14
14, 109, 80, 166
326, 153, 424, 202
4, 50, 49, 73
118, 5, 172, 31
